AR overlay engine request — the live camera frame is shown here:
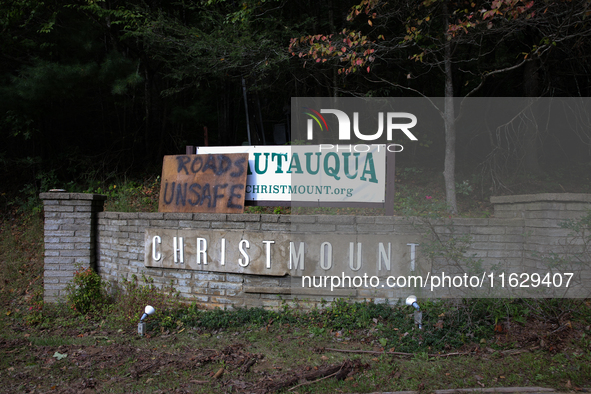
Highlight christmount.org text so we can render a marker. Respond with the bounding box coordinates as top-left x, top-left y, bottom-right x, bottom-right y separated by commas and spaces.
245, 184, 354, 197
